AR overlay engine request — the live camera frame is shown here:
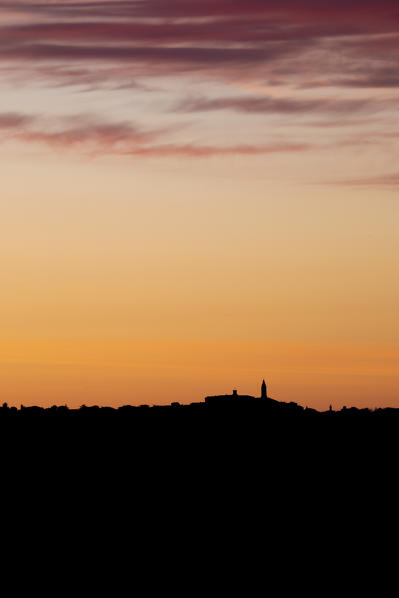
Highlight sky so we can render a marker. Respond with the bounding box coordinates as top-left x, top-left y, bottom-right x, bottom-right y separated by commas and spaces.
1, 0, 398, 409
